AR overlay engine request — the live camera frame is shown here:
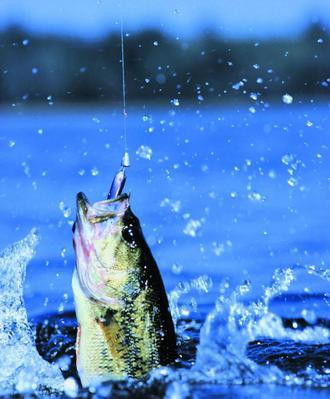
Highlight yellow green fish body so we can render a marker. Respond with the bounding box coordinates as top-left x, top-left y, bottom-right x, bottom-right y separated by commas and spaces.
72, 193, 176, 387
